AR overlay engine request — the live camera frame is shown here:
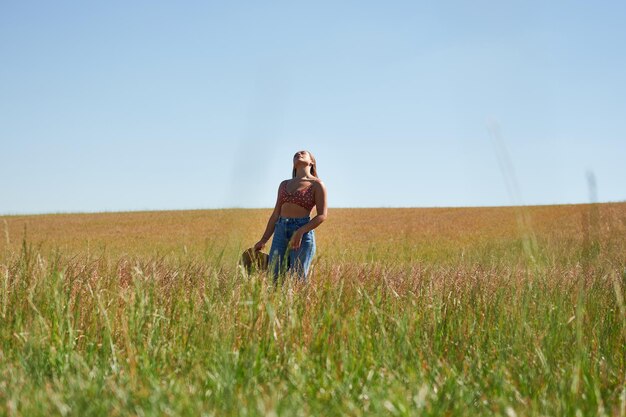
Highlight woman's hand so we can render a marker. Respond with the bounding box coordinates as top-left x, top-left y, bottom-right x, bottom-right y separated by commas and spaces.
253, 240, 266, 252
289, 229, 304, 250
